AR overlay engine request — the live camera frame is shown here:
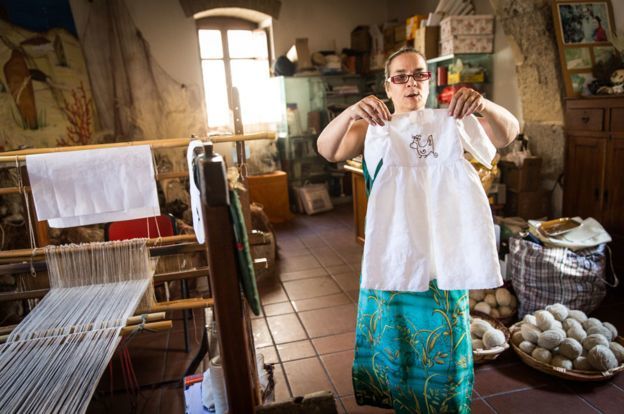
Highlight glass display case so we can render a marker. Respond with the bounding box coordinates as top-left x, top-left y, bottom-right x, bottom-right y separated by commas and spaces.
426, 53, 493, 109
270, 76, 332, 209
